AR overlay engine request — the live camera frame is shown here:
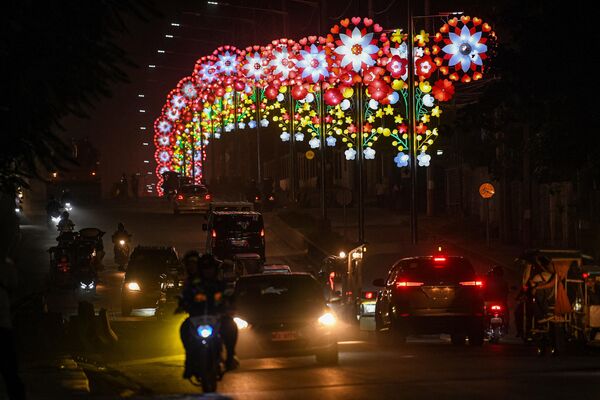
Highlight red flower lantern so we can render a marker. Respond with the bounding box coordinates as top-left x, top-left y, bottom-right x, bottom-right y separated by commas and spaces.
432, 79, 455, 102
